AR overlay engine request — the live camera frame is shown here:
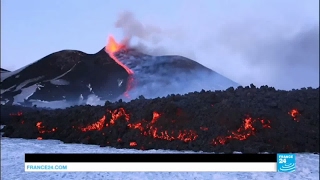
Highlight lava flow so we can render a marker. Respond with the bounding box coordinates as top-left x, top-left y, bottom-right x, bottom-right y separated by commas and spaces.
80, 108, 198, 143
130, 142, 137, 147
33, 108, 302, 145
81, 116, 106, 131
105, 36, 134, 98
288, 109, 300, 122
212, 116, 271, 145
36, 121, 57, 140
80, 108, 305, 145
